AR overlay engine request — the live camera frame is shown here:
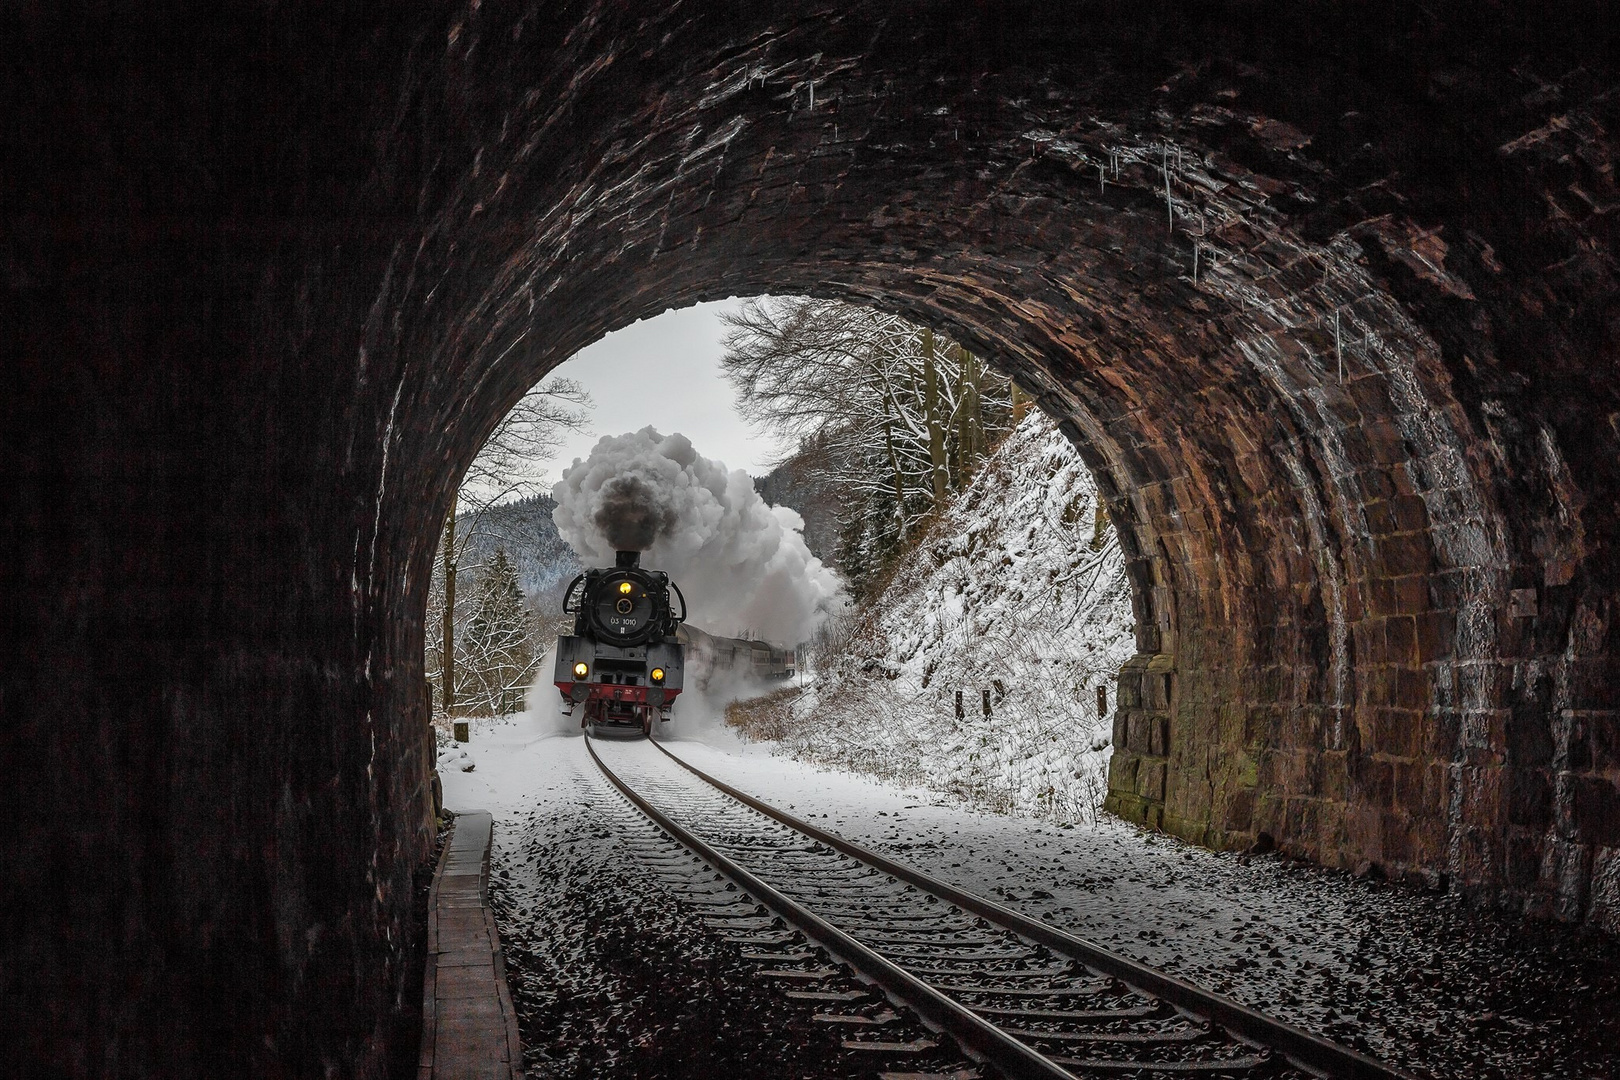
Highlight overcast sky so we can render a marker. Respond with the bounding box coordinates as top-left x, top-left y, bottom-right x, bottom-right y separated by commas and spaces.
536, 299, 785, 489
